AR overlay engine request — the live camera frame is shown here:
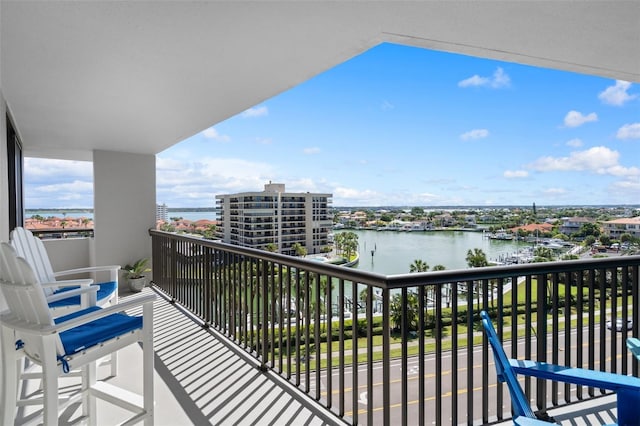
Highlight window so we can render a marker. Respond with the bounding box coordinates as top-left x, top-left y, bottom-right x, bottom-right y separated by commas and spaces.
6, 114, 23, 231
